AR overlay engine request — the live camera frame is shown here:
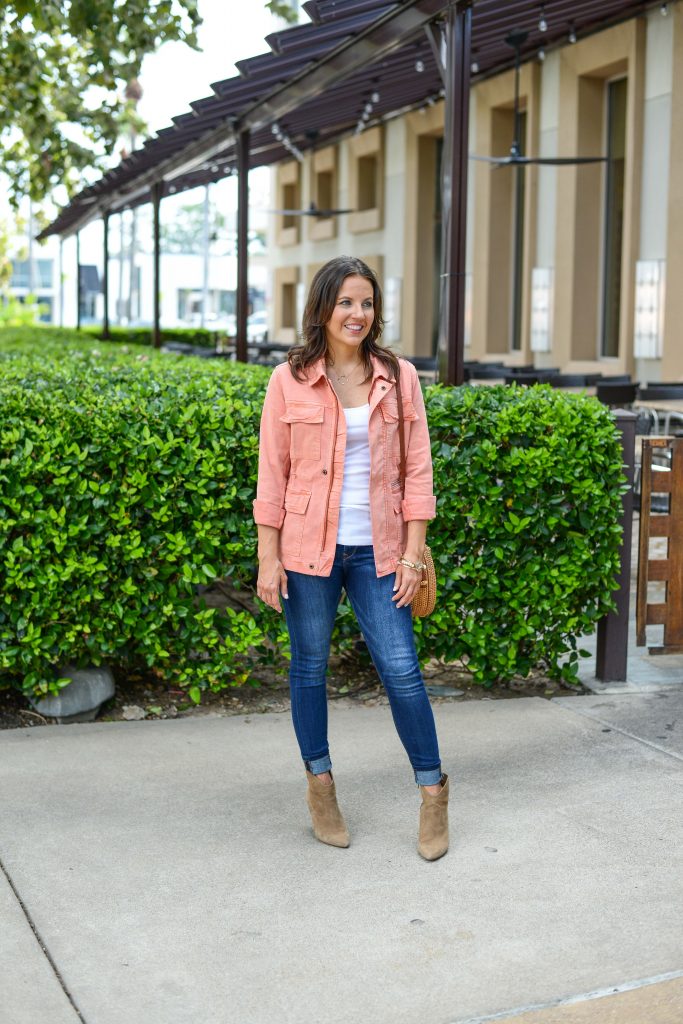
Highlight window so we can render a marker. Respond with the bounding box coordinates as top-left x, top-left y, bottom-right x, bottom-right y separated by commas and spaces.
357, 155, 379, 211
276, 161, 301, 246
601, 77, 627, 358
282, 184, 298, 231
274, 266, 300, 343
349, 126, 384, 233
282, 283, 296, 329
309, 145, 338, 241
11, 258, 53, 289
